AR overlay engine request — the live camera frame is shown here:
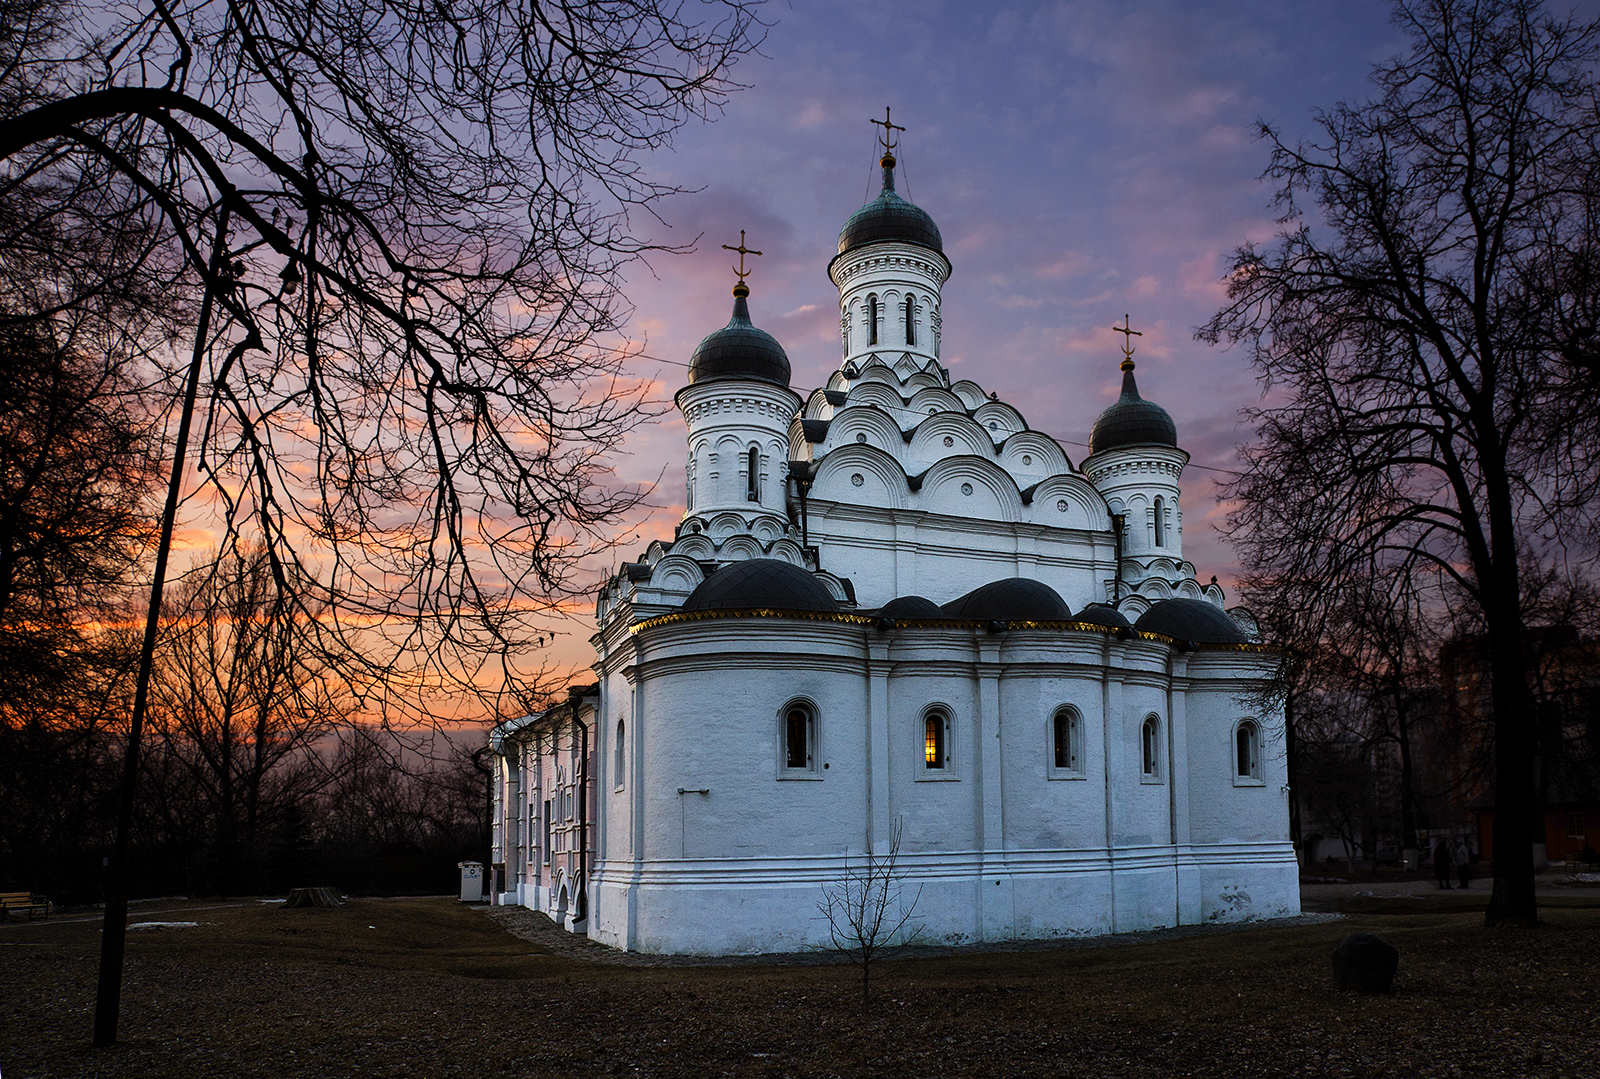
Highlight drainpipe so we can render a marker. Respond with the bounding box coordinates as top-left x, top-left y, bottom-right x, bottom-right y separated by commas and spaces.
791, 462, 817, 568
1110, 513, 1126, 606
